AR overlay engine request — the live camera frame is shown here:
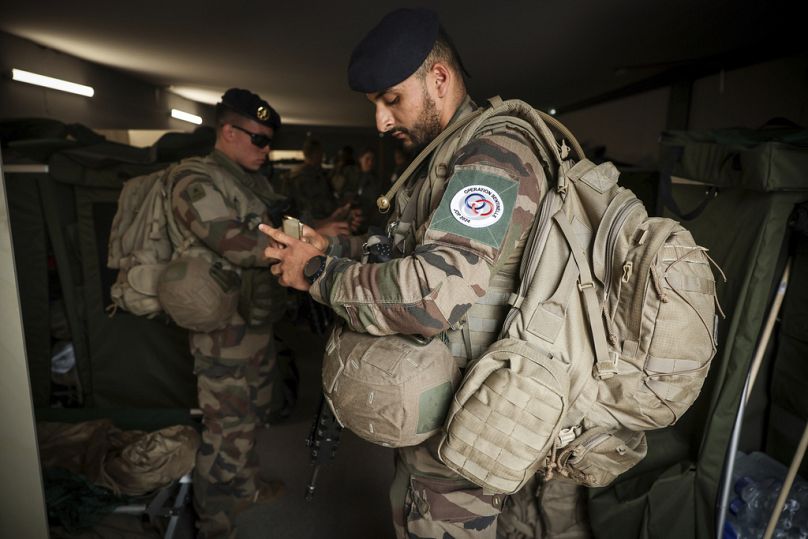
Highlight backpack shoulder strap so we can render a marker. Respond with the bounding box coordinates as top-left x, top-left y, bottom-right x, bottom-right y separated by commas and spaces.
376, 102, 488, 213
